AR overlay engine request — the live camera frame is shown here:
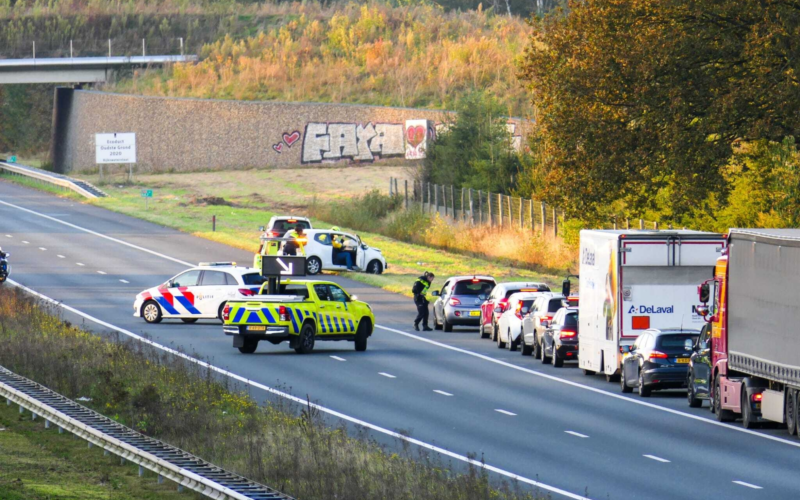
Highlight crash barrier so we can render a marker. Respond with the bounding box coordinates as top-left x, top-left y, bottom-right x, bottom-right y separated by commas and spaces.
0, 366, 293, 500
0, 160, 106, 199
389, 178, 667, 237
